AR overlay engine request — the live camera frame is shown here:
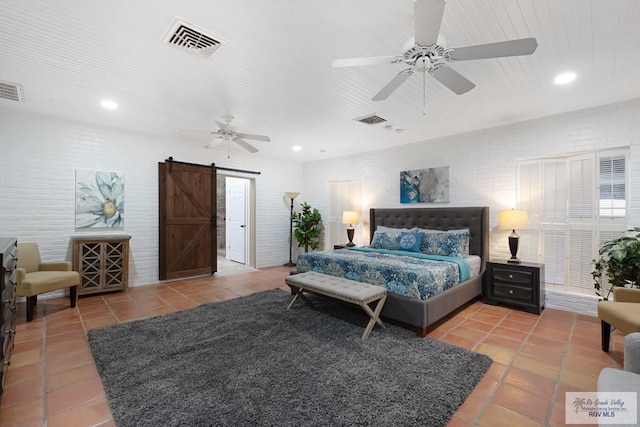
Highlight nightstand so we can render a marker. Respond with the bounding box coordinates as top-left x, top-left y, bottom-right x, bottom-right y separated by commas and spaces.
485, 260, 545, 314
